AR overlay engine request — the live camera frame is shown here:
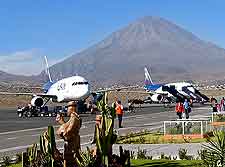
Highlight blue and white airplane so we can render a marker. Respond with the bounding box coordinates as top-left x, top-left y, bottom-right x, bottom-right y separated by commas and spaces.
0, 56, 137, 107
143, 67, 208, 102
